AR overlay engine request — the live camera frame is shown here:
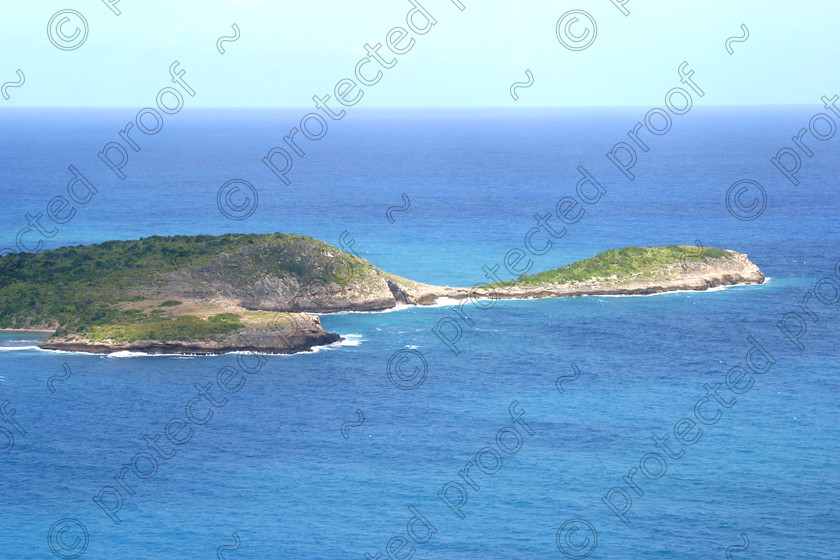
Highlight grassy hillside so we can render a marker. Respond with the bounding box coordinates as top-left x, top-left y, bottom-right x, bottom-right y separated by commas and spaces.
0, 233, 368, 339
514, 245, 732, 286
